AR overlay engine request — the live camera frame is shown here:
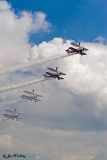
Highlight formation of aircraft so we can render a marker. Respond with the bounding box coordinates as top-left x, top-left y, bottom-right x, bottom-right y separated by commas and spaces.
20, 89, 43, 102
1, 41, 89, 122
0, 41, 90, 157
43, 67, 66, 80
2, 154, 26, 158
2, 109, 23, 121
65, 42, 88, 57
